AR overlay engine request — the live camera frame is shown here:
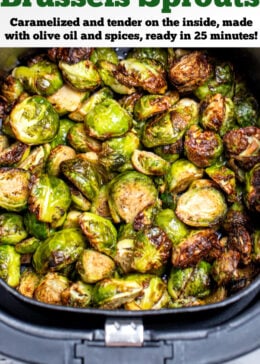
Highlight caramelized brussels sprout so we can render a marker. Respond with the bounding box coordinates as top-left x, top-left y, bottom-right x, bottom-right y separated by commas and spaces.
0, 142, 30, 167
244, 163, 260, 212
34, 272, 69, 305
76, 249, 115, 283
79, 212, 117, 258
47, 145, 76, 176
48, 47, 94, 64
0, 168, 30, 211
29, 174, 71, 226
33, 228, 85, 274
131, 150, 169, 176
223, 202, 250, 232
184, 125, 223, 168
0, 213, 27, 244
58, 60, 101, 91
62, 210, 82, 229
176, 179, 227, 227
90, 47, 118, 65
205, 164, 237, 201
169, 51, 212, 93
23, 211, 52, 241
108, 171, 157, 223
70, 187, 91, 212
92, 277, 142, 309
12, 60, 63, 96
16, 144, 50, 175
127, 48, 168, 67
228, 226, 252, 265
9, 96, 59, 145
17, 268, 41, 298
84, 98, 133, 140
0, 245, 21, 287
15, 236, 40, 254
212, 250, 240, 285
1, 75, 24, 104
154, 139, 183, 163
67, 123, 101, 153
61, 280, 93, 307
114, 238, 135, 274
